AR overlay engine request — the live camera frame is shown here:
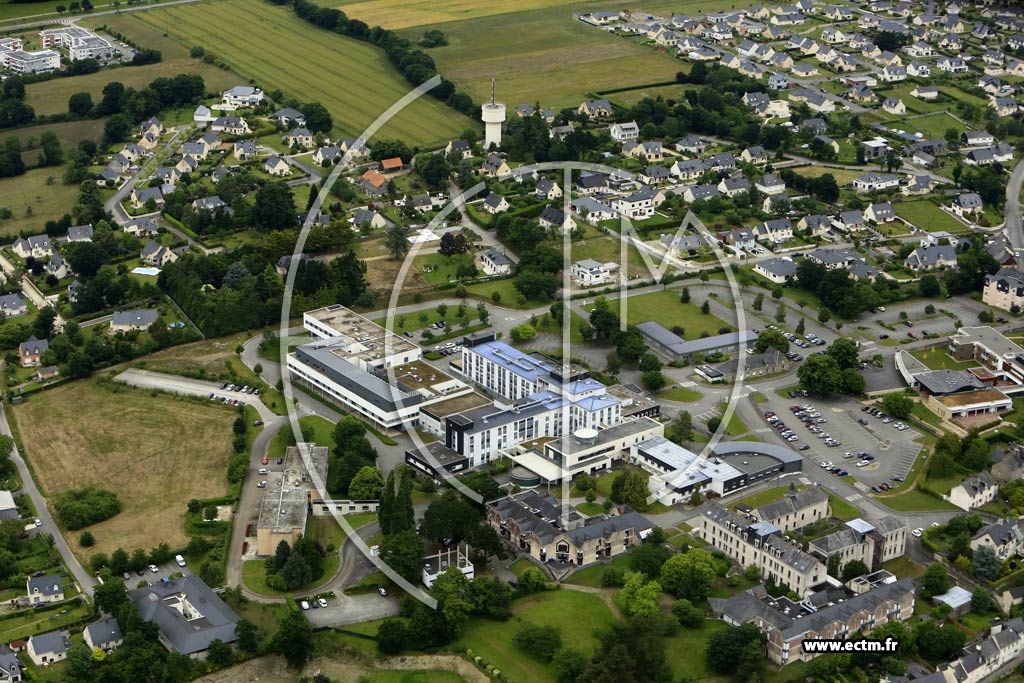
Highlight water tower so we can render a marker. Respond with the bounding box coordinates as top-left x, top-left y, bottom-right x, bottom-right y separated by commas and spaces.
481, 78, 506, 150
